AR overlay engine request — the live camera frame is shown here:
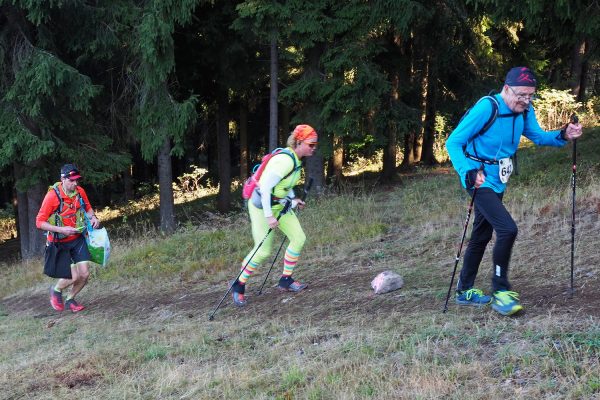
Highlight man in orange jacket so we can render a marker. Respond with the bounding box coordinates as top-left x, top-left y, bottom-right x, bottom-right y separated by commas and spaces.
36, 164, 100, 312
